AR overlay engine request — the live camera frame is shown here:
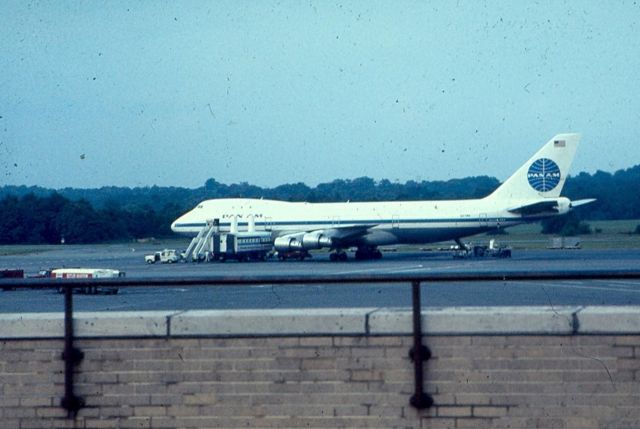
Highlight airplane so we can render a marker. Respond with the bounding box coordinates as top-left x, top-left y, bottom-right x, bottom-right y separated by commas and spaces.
171, 133, 595, 261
